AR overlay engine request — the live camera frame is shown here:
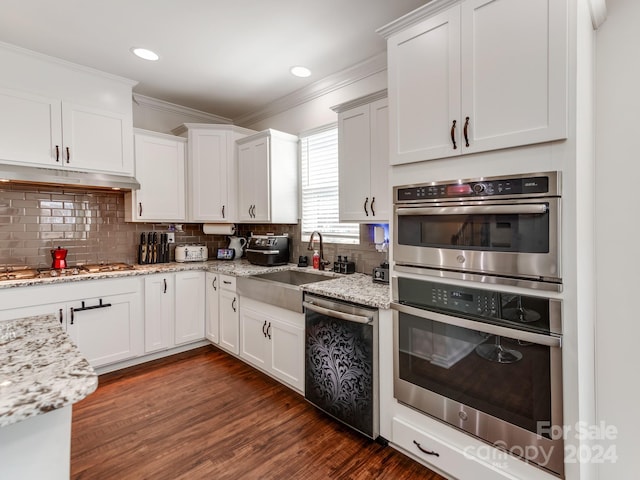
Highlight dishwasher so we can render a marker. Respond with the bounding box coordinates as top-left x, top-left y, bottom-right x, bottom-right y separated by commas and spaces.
303, 293, 379, 440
